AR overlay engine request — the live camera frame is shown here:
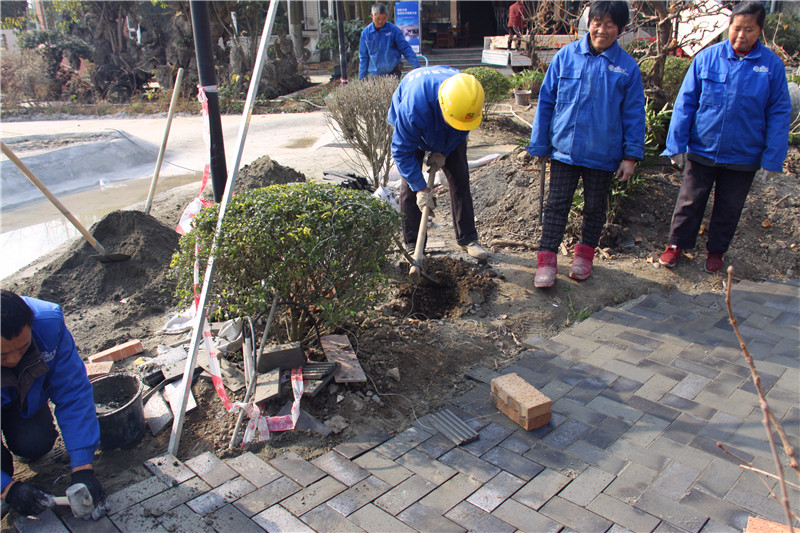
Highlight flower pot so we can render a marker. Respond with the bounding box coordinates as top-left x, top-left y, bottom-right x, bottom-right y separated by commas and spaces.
514, 90, 532, 106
